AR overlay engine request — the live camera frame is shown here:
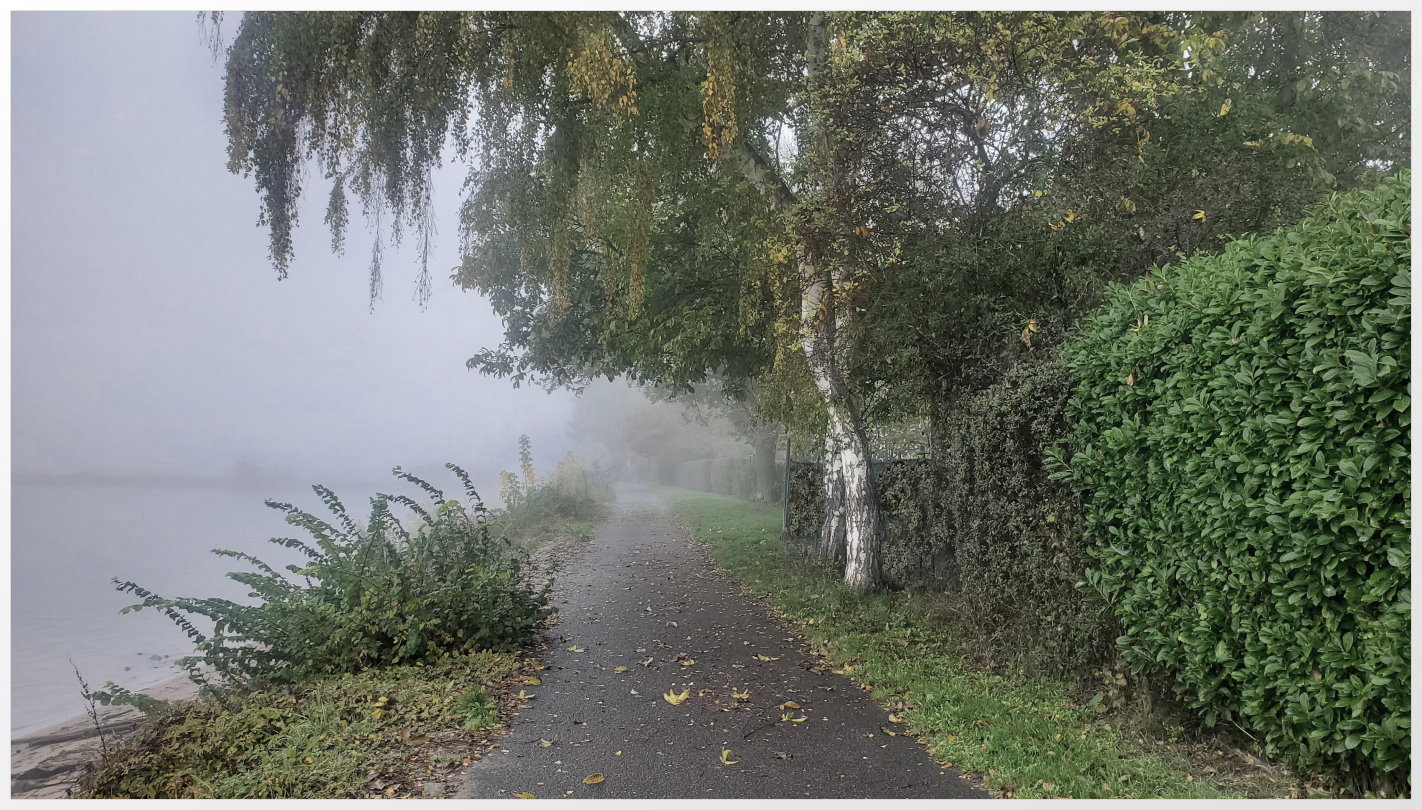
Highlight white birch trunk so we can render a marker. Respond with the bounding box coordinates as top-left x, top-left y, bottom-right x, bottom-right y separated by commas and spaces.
819, 428, 847, 562
800, 258, 885, 593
